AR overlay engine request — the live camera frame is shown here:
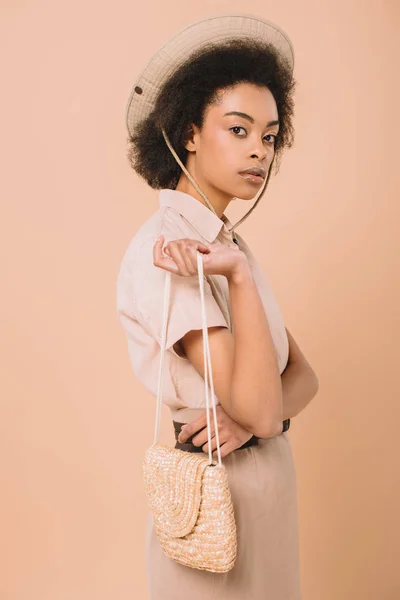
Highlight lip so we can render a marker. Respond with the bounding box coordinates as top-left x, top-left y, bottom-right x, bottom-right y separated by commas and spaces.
239, 172, 265, 184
